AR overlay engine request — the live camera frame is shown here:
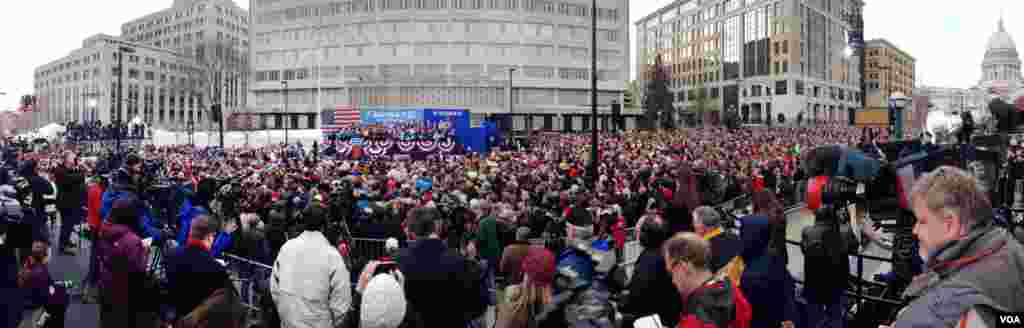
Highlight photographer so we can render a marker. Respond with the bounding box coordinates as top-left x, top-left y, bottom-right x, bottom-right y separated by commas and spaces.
890, 166, 1024, 327
99, 154, 162, 246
